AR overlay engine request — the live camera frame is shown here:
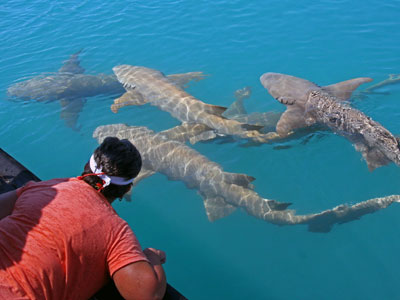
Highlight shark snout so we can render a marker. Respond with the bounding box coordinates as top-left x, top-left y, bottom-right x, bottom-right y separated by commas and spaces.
259, 72, 280, 88
259, 72, 284, 98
